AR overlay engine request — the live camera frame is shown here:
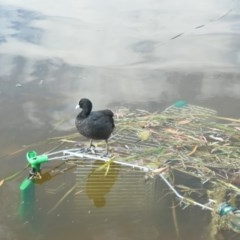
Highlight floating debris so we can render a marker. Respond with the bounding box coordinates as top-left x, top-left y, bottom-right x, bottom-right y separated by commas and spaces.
0, 179, 4, 187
